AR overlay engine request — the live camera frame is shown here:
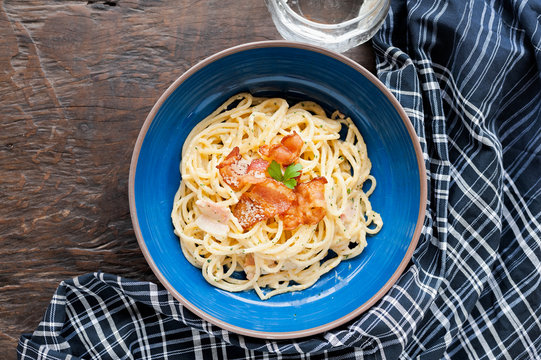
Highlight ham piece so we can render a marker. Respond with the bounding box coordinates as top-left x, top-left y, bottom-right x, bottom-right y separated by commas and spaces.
244, 253, 256, 280
195, 199, 233, 237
